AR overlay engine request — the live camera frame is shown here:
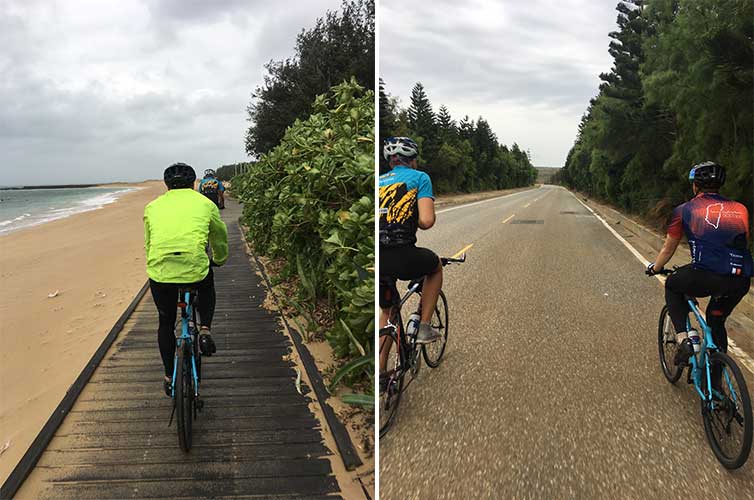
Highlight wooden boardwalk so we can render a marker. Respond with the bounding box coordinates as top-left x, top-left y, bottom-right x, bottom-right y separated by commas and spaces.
15, 201, 342, 499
